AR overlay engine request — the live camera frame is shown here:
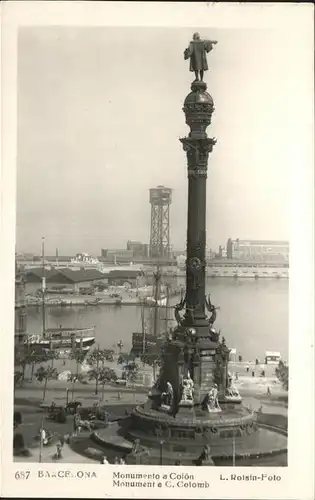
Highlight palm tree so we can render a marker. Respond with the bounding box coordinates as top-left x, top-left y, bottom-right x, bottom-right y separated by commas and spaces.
87, 367, 101, 396
87, 348, 108, 395
123, 361, 140, 383
69, 348, 86, 379
35, 365, 58, 401
140, 352, 161, 380
98, 367, 117, 401
103, 349, 114, 362
14, 371, 23, 387
30, 351, 48, 381
117, 352, 139, 382
14, 345, 34, 382
67, 372, 85, 400
44, 349, 60, 369
117, 352, 135, 366
88, 366, 117, 398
